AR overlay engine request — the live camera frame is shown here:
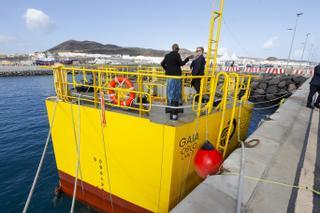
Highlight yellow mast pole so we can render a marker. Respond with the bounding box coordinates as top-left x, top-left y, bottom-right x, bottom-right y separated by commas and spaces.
204, 0, 225, 76
197, 0, 225, 117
